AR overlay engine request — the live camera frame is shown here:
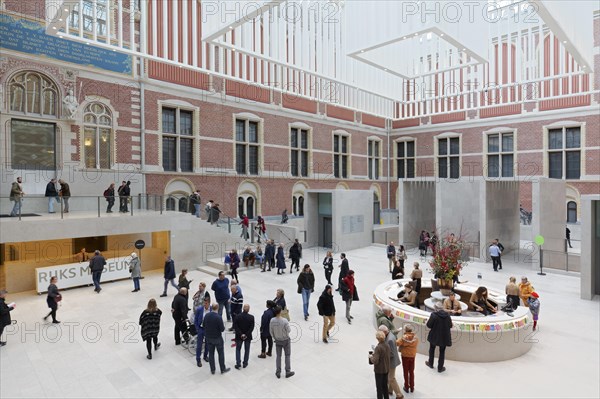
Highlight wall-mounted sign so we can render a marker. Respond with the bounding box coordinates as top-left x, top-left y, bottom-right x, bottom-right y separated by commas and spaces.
35, 256, 131, 293
0, 14, 132, 75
